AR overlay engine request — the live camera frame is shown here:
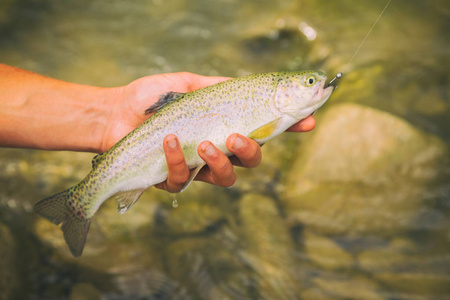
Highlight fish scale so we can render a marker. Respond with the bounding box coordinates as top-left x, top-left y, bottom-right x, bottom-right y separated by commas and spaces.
34, 70, 334, 257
